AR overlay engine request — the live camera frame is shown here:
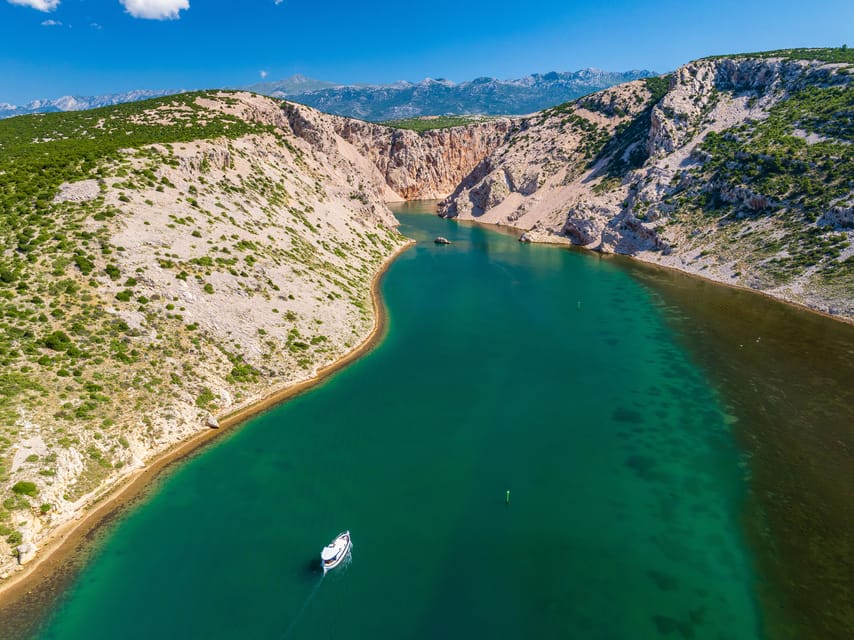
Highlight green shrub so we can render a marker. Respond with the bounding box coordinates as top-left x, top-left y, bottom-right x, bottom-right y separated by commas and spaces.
195, 388, 215, 408
229, 363, 258, 383
74, 255, 95, 275
12, 481, 38, 497
43, 330, 72, 351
